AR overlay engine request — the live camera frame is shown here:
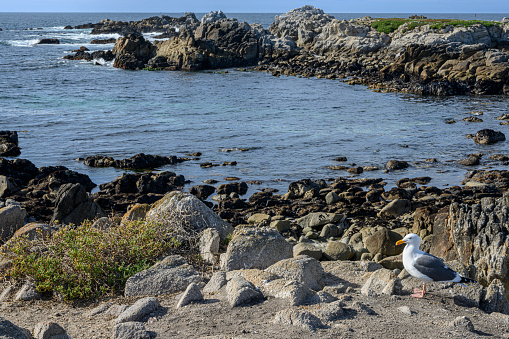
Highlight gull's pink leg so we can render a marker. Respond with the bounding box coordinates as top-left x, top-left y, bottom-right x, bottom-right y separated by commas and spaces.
411, 283, 426, 298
